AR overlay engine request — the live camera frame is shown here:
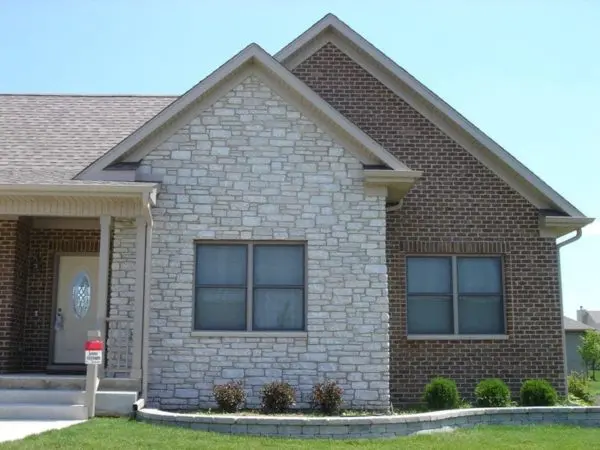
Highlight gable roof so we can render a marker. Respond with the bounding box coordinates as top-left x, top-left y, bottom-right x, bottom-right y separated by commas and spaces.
275, 14, 590, 220
76, 43, 417, 180
0, 94, 175, 184
564, 316, 594, 331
